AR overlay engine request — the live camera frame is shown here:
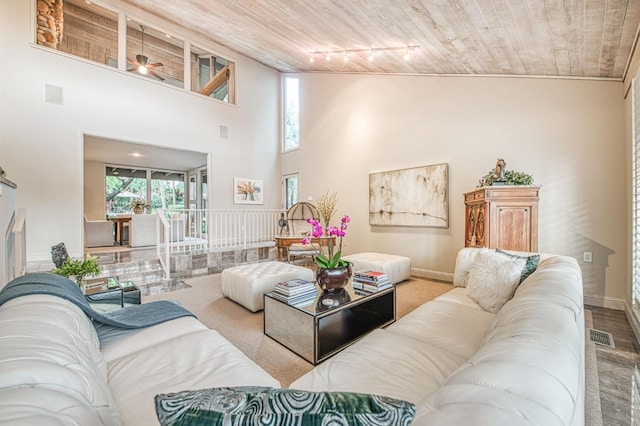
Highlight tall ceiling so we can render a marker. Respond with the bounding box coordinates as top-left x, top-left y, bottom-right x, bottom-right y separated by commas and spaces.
119, 0, 640, 79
